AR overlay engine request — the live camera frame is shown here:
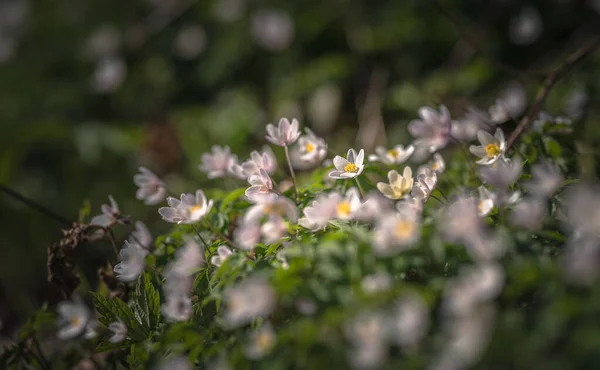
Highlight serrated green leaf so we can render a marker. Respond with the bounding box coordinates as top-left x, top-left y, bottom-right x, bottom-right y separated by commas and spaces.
91, 292, 149, 342
131, 273, 161, 333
